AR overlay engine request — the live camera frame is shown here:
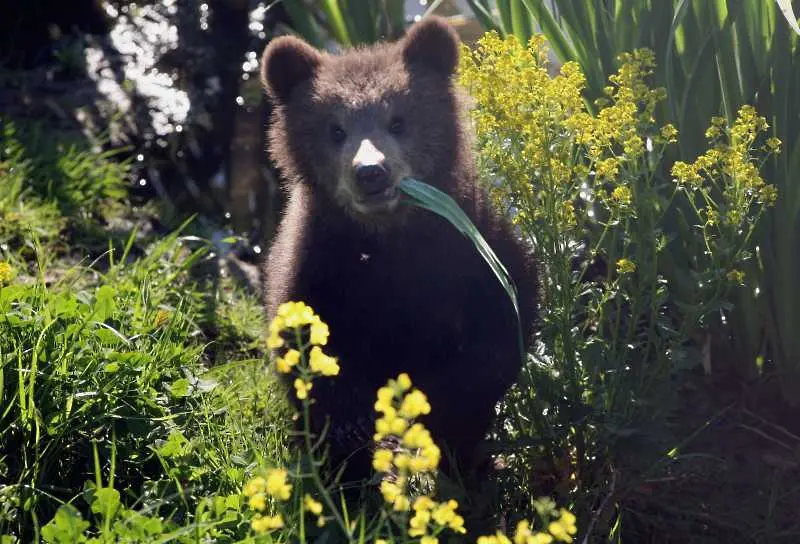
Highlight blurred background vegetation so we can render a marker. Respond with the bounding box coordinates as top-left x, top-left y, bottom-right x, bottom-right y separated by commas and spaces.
1, 0, 800, 542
